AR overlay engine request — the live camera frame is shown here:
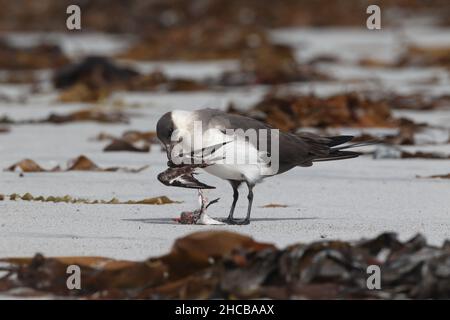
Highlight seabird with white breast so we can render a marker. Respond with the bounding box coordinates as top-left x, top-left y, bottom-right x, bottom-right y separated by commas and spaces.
156, 108, 373, 225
